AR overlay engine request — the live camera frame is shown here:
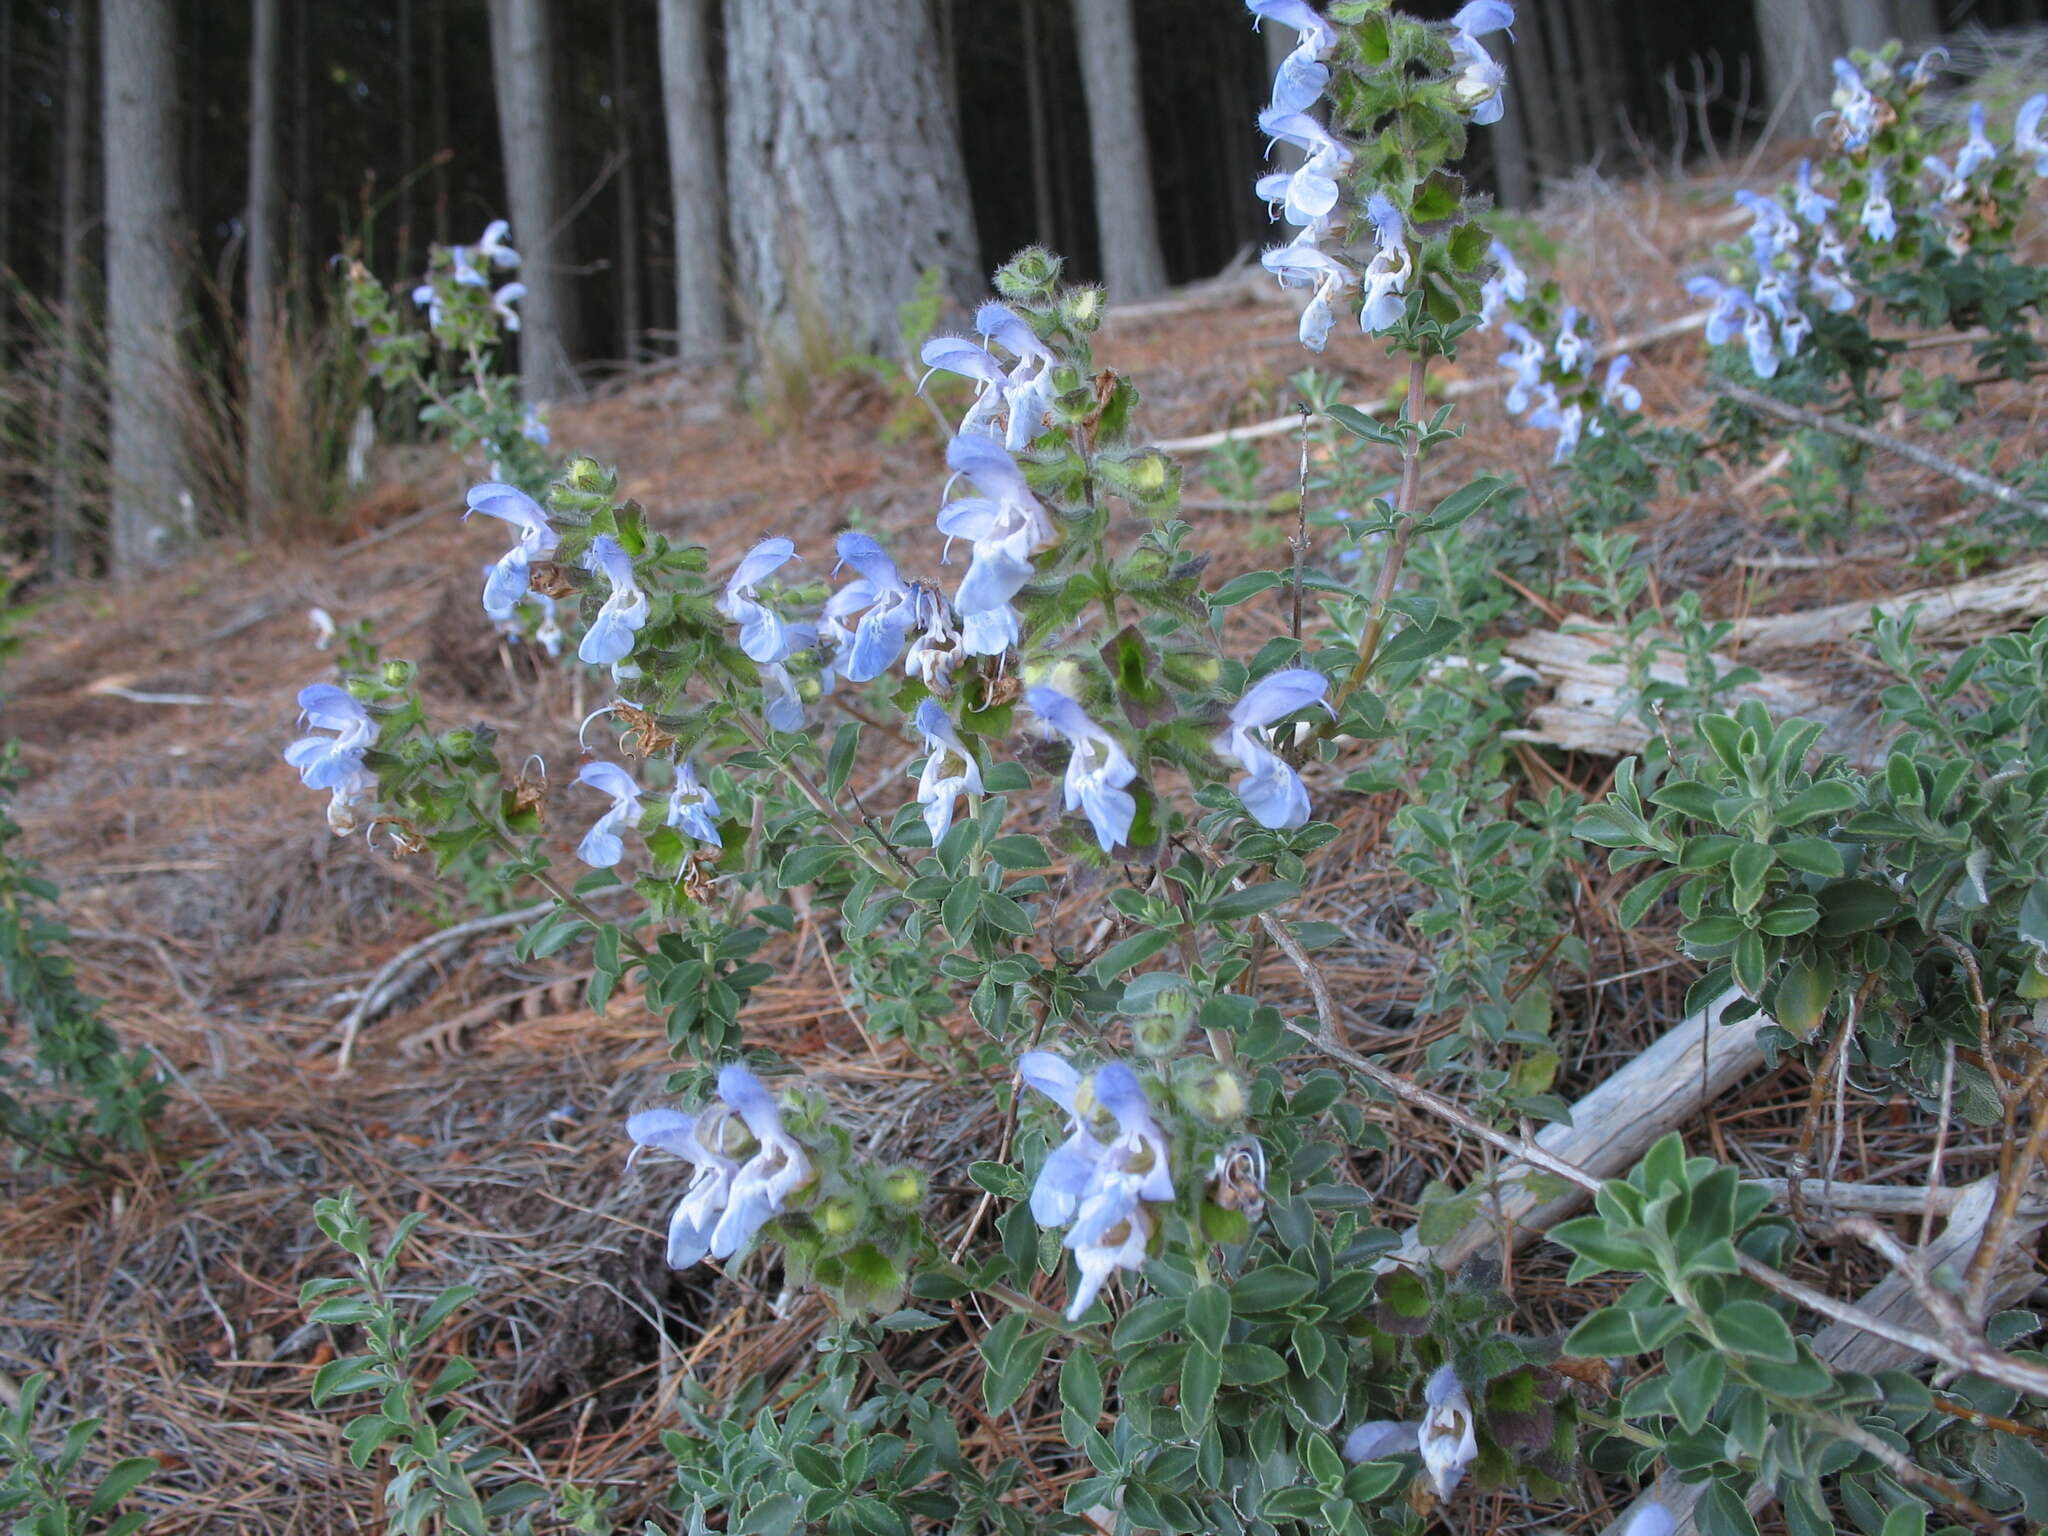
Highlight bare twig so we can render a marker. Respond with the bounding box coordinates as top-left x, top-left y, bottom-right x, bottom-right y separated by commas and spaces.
1713, 380, 2048, 520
